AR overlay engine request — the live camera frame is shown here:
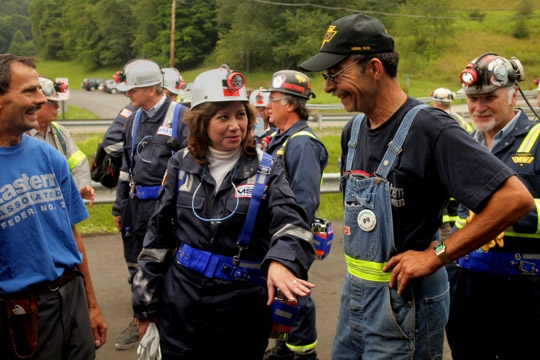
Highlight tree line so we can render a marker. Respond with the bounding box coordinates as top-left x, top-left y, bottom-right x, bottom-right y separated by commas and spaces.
1, 0, 538, 77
